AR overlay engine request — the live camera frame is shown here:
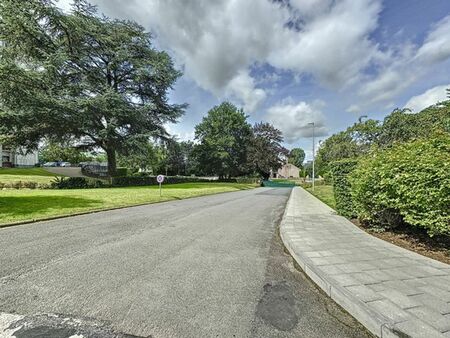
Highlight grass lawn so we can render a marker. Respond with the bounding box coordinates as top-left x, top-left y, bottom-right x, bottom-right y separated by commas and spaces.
0, 182, 257, 225
0, 168, 61, 184
304, 185, 336, 210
